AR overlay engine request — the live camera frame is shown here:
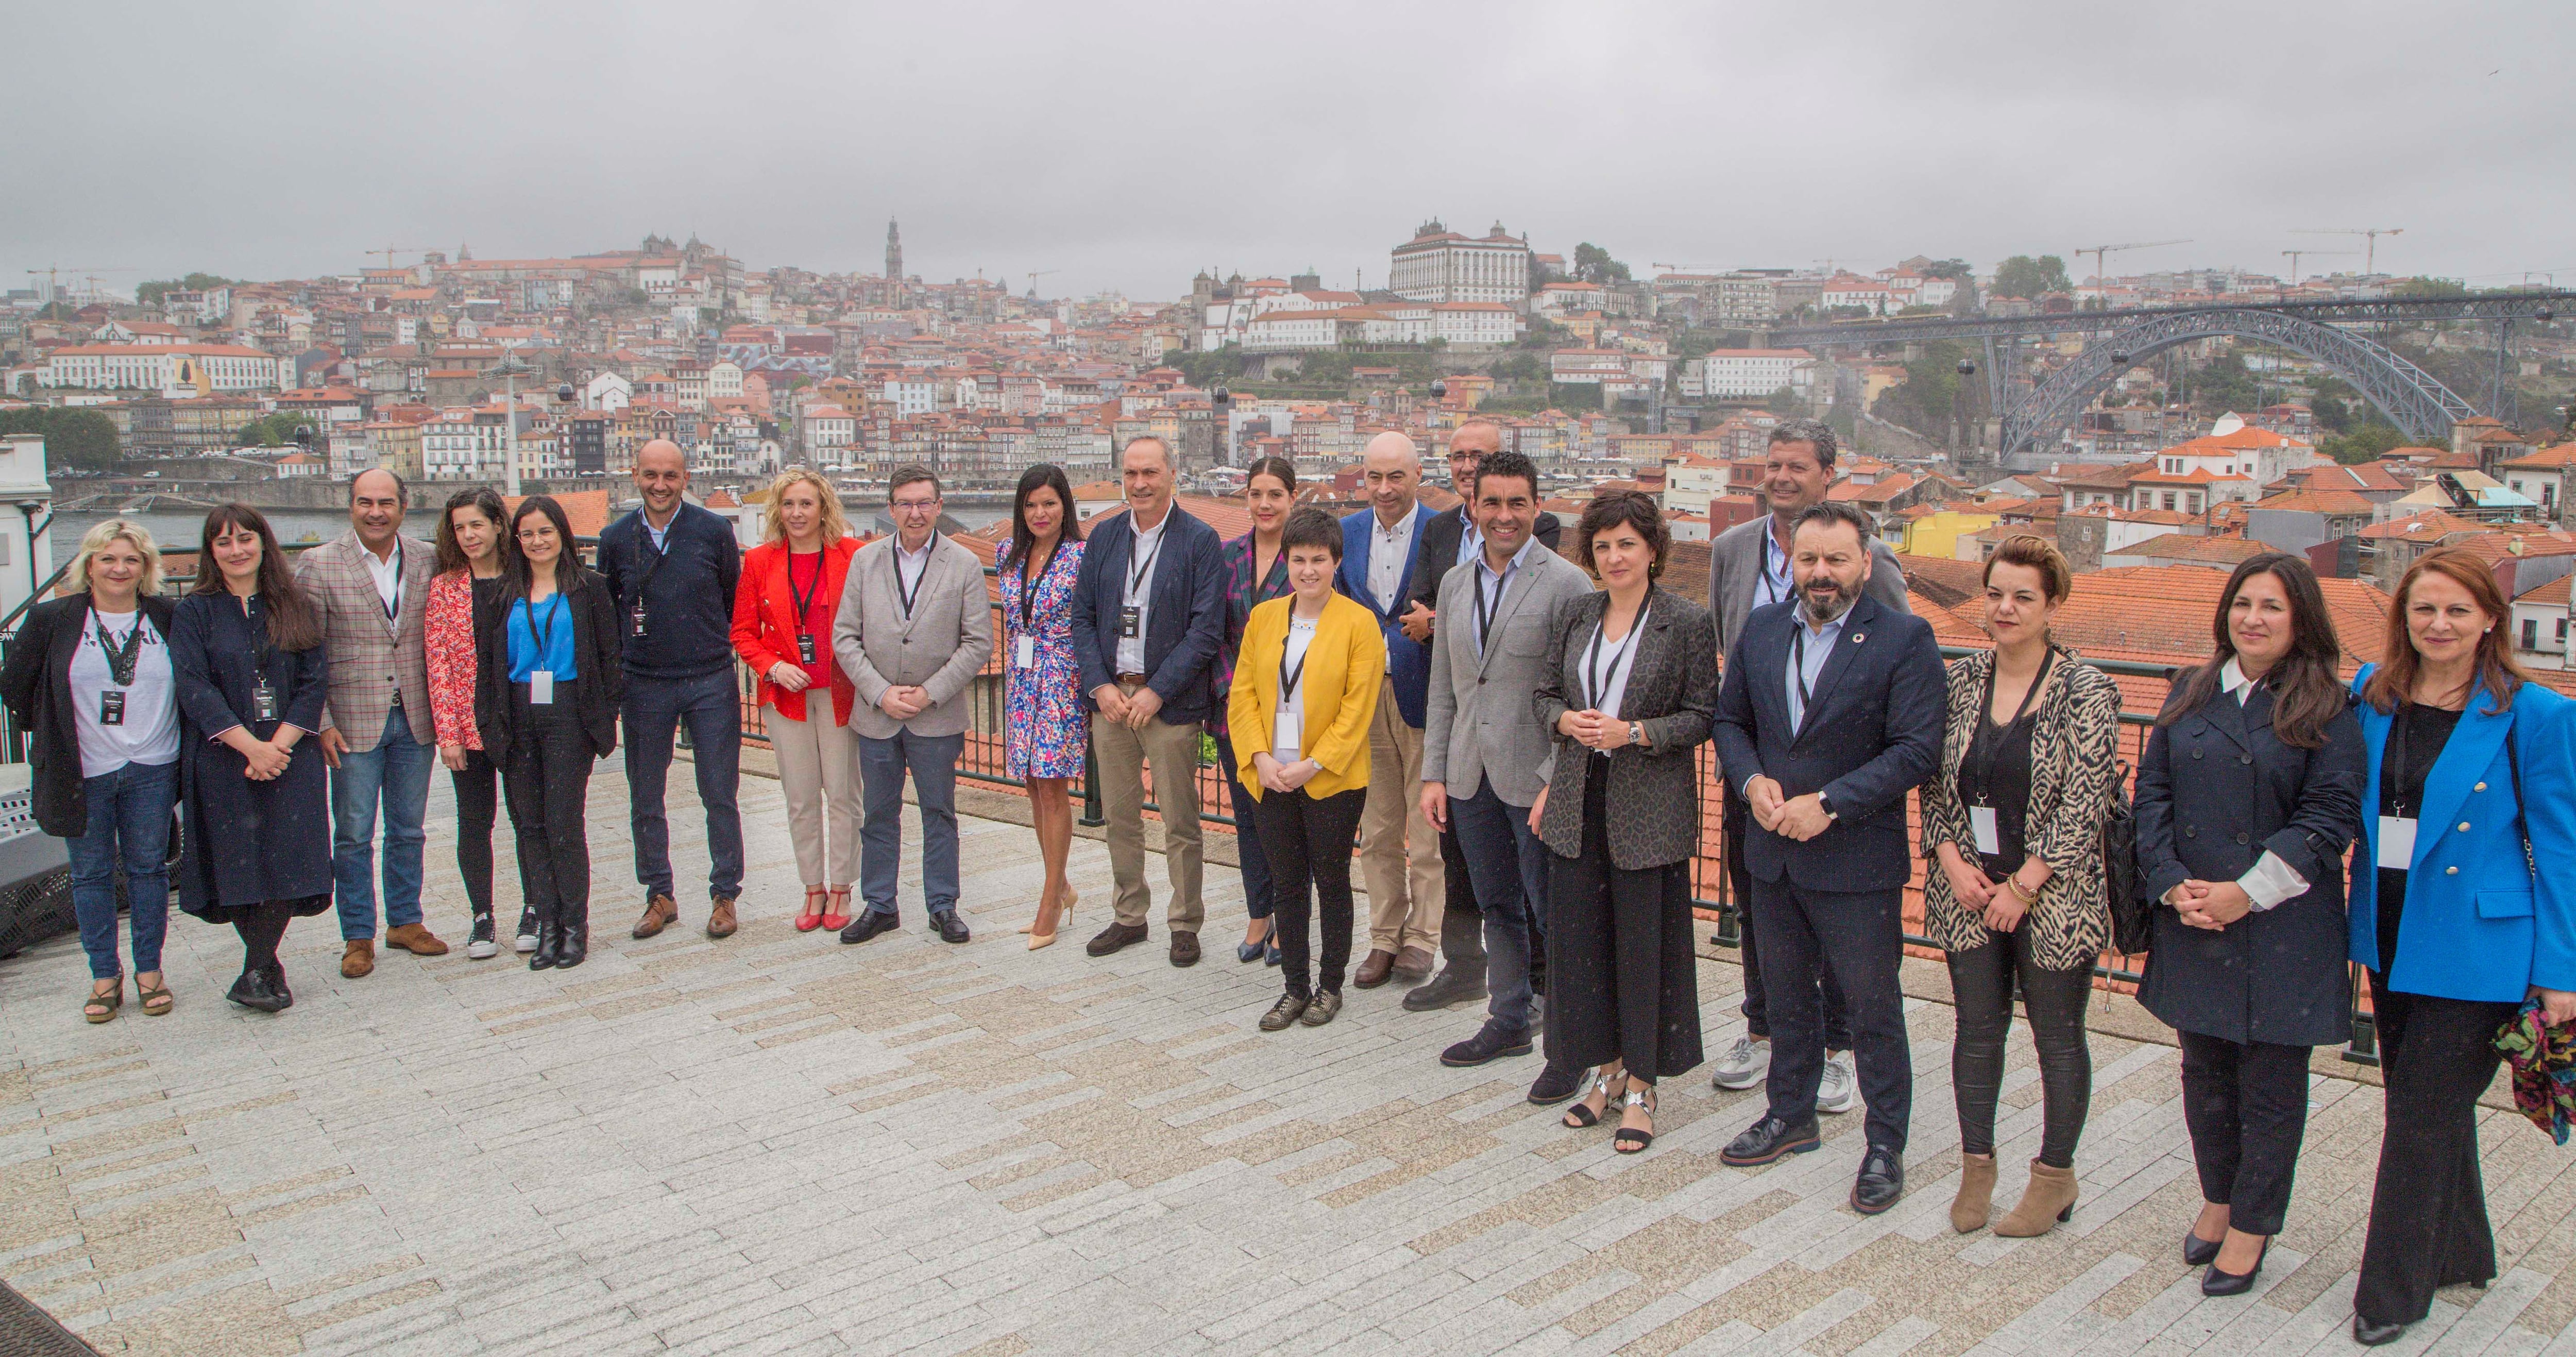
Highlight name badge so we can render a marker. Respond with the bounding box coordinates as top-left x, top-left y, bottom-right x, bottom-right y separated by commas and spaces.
1117, 605, 1141, 639
530, 671, 555, 705
251, 682, 280, 723
99, 690, 126, 726
1970, 806, 2001, 856
1014, 635, 1037, 670
797, 633, 817, 665
1273, 710, 1302, 757
2377, 815, 2417, 870
631, 609, 649, 637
